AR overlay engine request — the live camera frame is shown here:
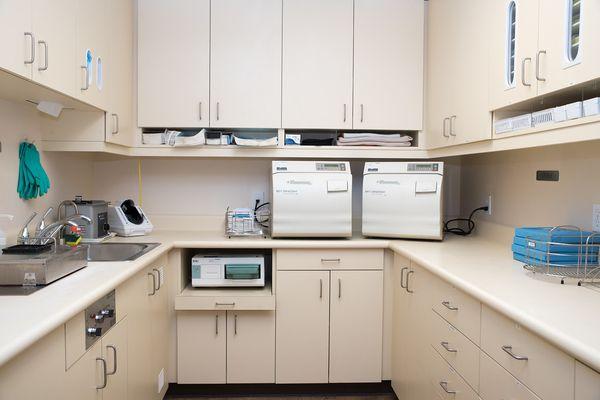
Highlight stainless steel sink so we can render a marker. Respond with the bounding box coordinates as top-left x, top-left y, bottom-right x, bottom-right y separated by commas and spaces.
86, 242, 161, 262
